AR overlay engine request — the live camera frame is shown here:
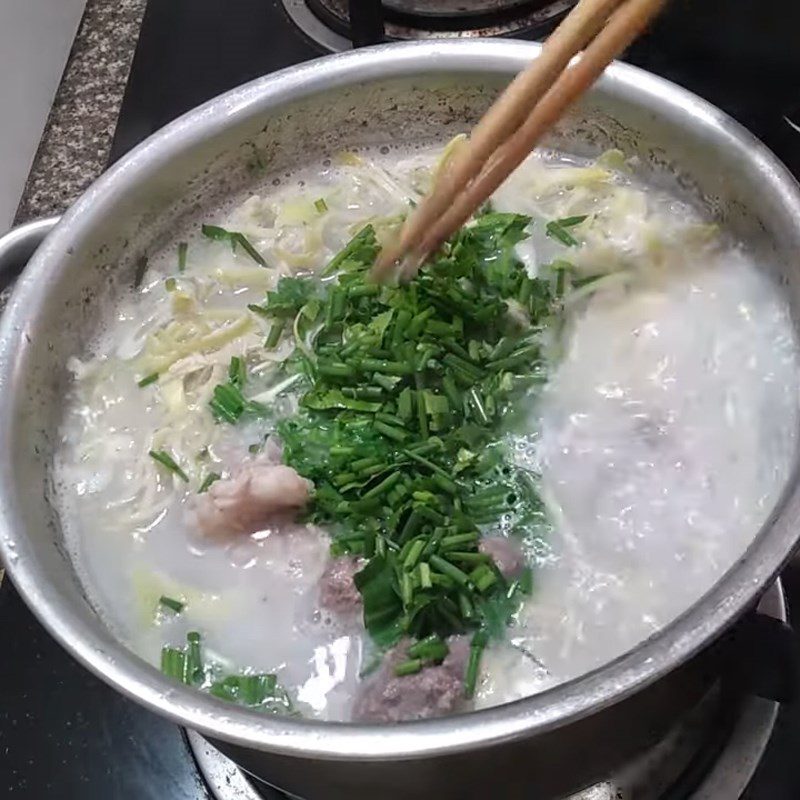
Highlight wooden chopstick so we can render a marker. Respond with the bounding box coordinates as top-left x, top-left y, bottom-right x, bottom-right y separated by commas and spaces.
372, 0, 665, 281
372, 0, 624, 279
